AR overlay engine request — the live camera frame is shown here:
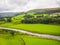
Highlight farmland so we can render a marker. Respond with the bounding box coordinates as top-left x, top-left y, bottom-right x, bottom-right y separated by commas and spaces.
0, 29, 60, 45
1, 23, 60, 36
